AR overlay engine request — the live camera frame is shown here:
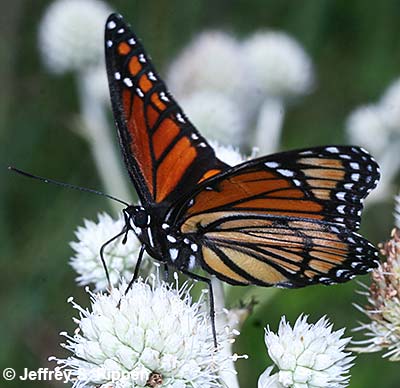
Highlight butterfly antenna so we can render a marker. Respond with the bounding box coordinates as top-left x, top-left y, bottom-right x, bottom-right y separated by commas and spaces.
8, 166, 130, 207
